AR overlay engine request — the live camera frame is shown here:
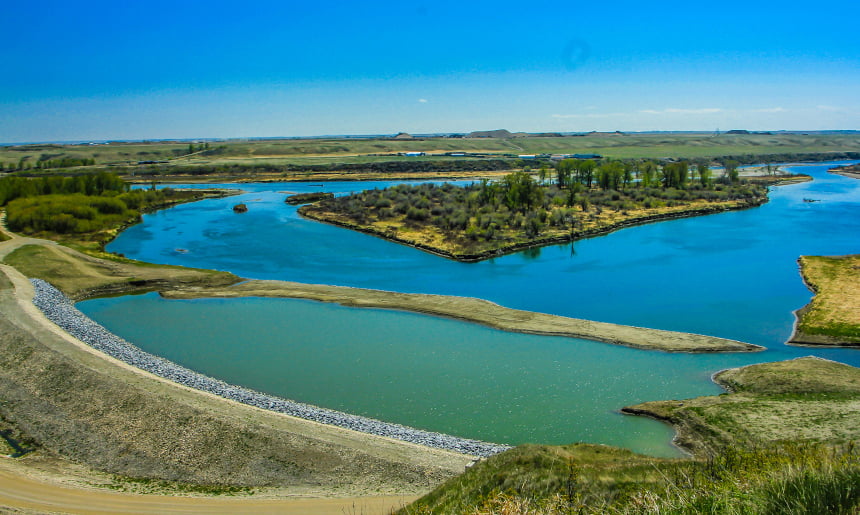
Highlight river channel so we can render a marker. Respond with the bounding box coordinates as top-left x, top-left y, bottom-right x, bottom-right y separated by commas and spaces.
77, 161, 860, 456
